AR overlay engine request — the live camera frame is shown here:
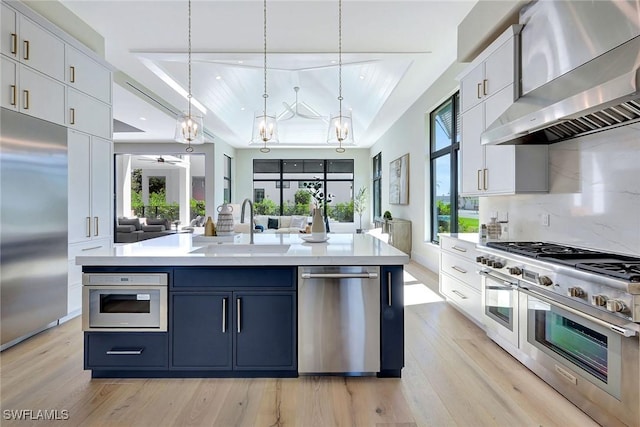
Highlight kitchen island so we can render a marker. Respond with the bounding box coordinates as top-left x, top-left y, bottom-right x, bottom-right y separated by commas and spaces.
77, 233, 409, 378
